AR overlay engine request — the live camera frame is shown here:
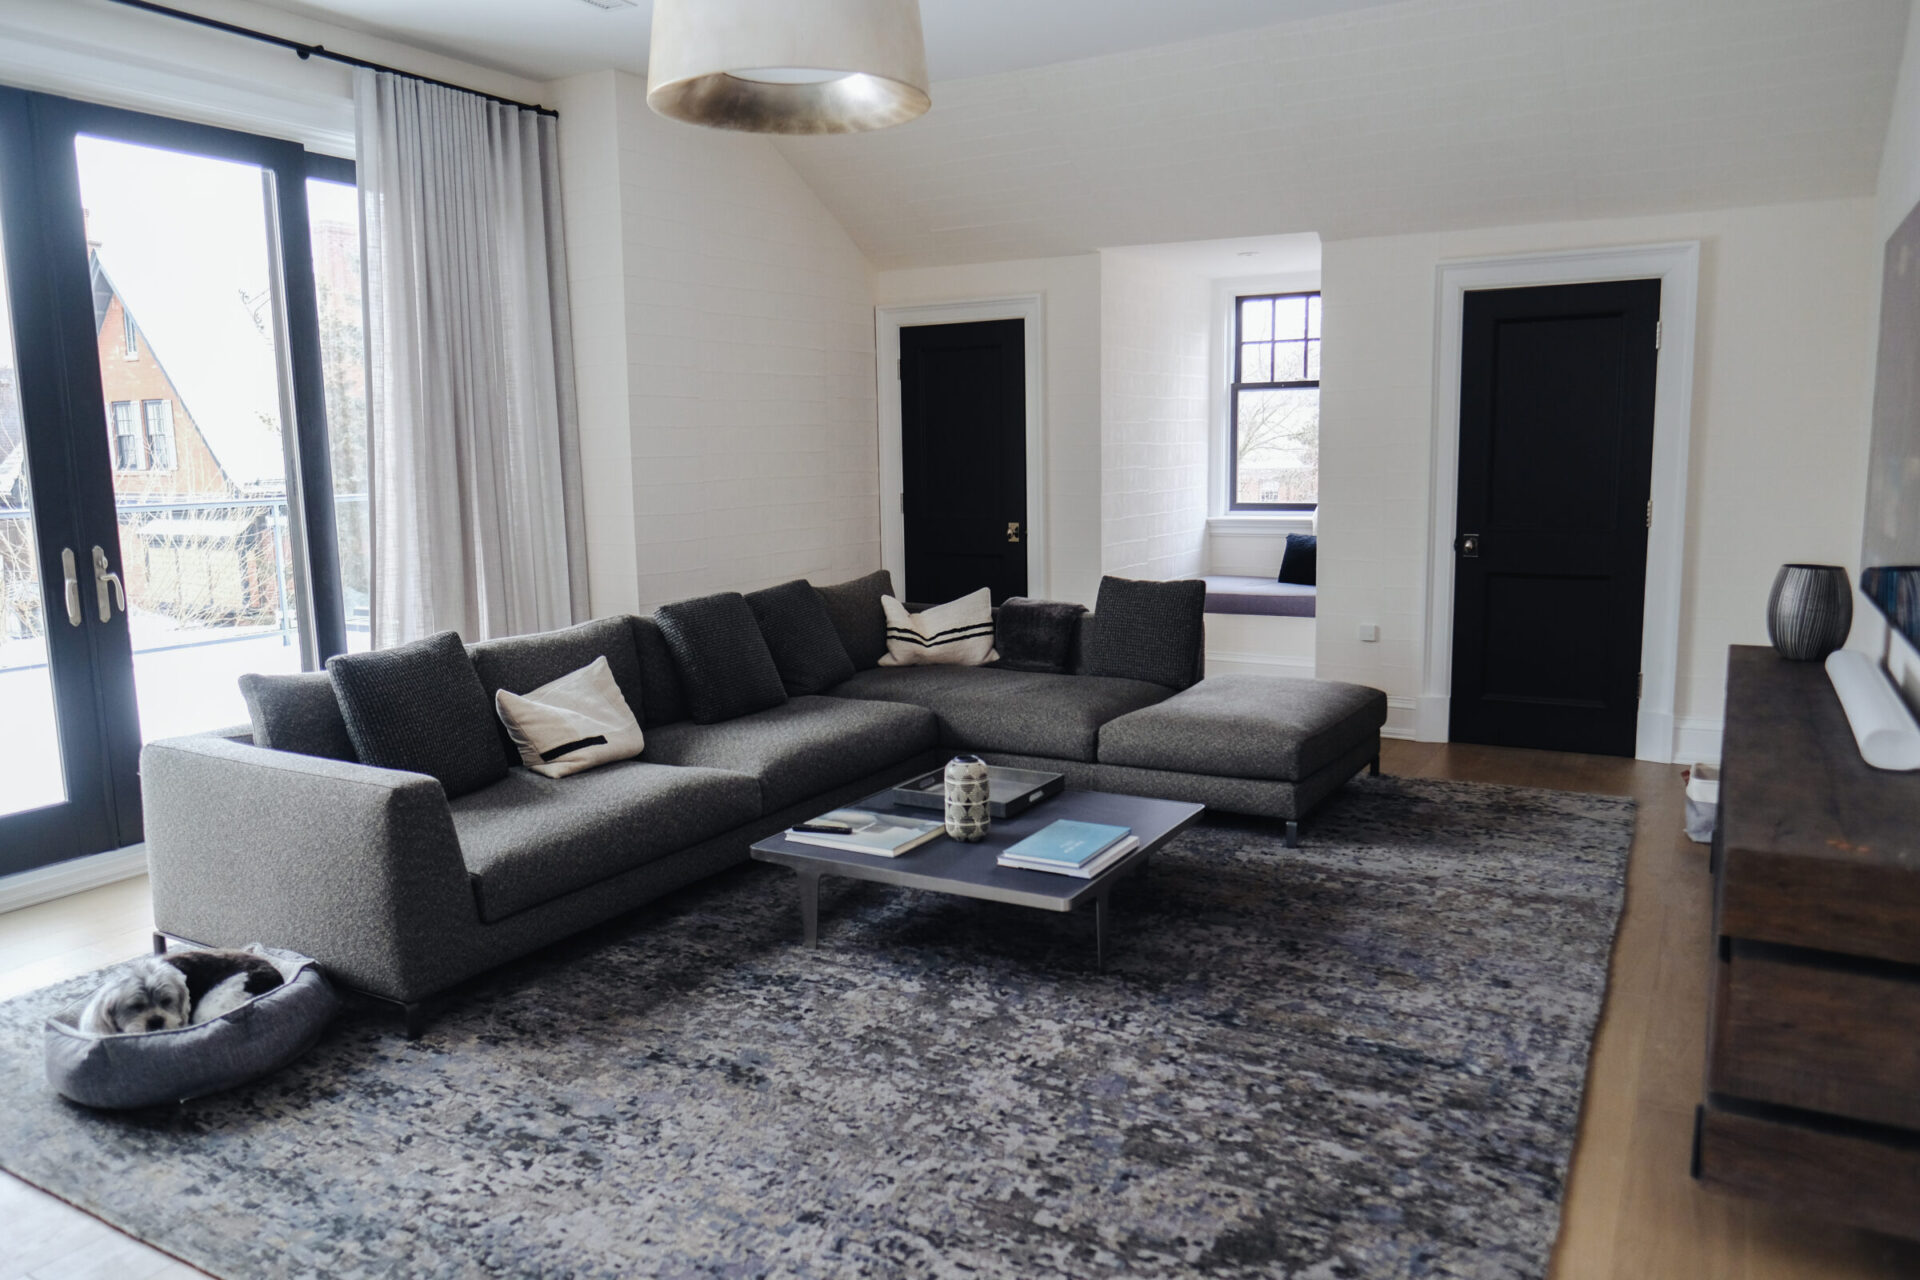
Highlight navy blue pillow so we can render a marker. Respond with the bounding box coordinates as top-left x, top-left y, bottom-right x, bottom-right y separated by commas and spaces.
1278, 534, 1317, 586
